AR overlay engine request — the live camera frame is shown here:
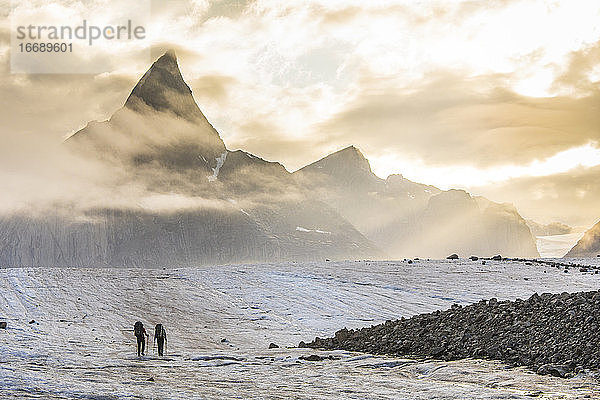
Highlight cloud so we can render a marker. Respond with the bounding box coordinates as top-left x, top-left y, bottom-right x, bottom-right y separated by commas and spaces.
0, 125, 135, 217
472, 165, 600, 228
137, 193, 233, 213
553, 41, 600, 95
189, 74, 237, 103
319, 71, 600, 169
0, 102, 303, 220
